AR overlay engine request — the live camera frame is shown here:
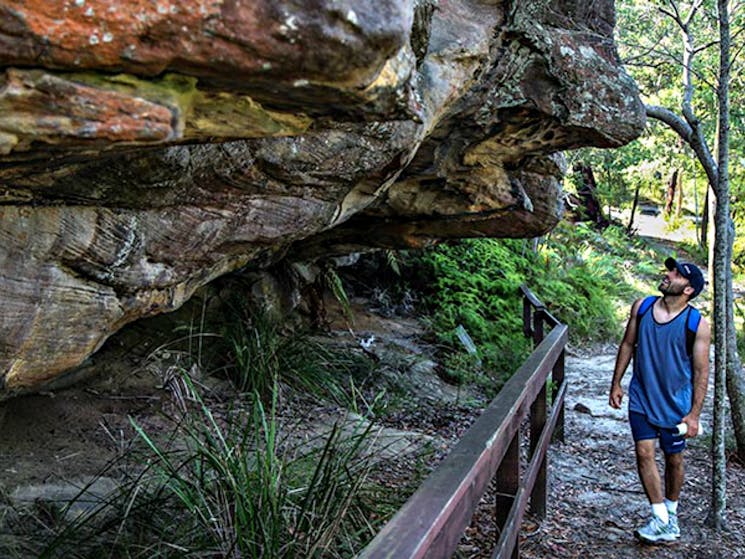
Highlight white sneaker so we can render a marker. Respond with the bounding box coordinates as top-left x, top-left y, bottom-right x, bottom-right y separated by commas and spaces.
667, 513, 681, 539
634, 515, 677, 543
